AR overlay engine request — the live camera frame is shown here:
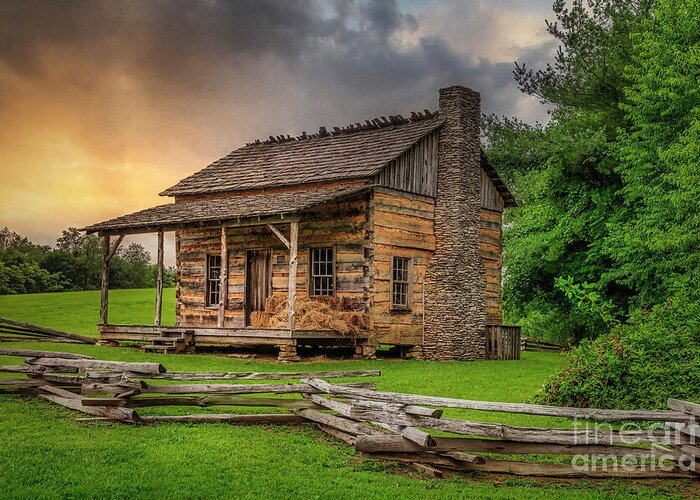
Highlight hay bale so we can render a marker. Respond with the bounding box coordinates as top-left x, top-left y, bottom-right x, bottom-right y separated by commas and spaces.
265, 295, 287, 314
249, 311, 273, 328
256, 295, 369, 336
